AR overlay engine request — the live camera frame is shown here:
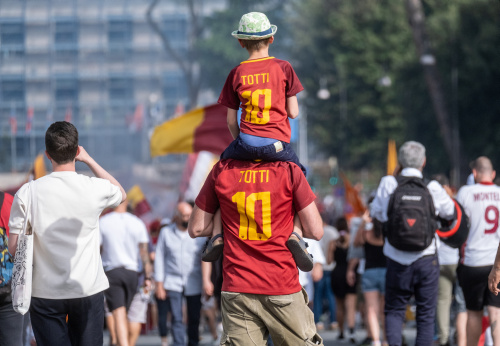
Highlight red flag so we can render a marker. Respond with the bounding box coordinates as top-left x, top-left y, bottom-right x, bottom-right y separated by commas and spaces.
25, 107, 34, 133
10, 105, 17, 135
64, 106, 72, 123
174, 102, 185, 116
129, 104, 144, 132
